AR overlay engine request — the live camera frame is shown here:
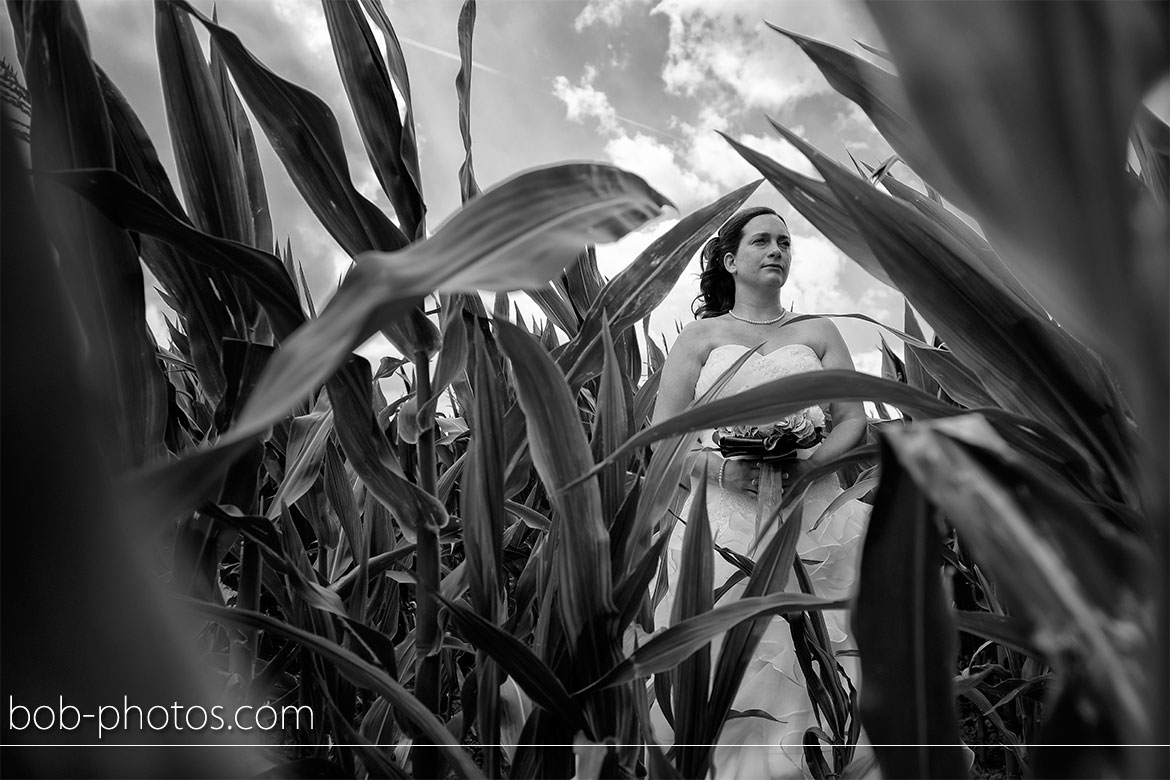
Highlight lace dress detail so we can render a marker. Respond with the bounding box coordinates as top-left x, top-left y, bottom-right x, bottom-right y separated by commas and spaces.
652, 343, 871, 779
696, 343, 825, 398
